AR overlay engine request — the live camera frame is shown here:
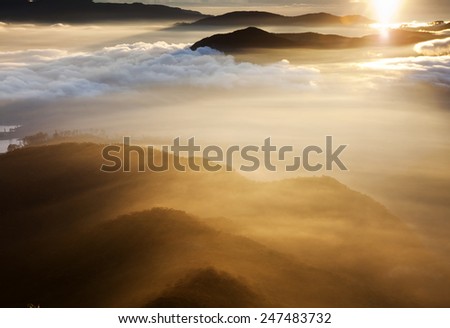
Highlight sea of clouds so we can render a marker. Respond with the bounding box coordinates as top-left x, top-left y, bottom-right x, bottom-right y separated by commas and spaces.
361, 55, 450, 87
0, 42, 318, 100
357, 36, 450, 87
1, 37, 449, 102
